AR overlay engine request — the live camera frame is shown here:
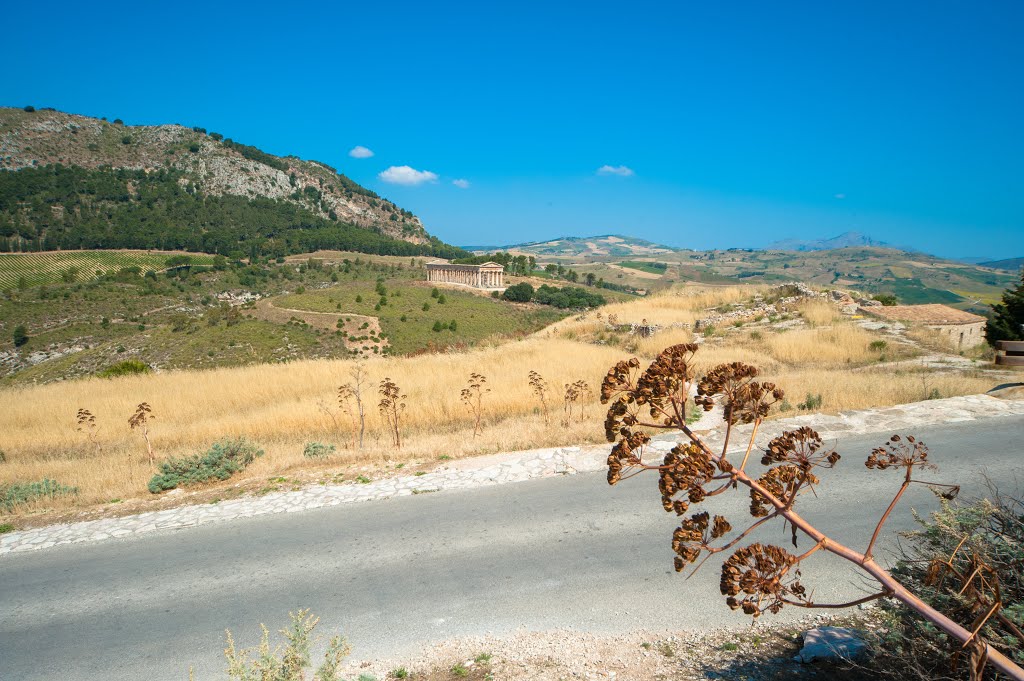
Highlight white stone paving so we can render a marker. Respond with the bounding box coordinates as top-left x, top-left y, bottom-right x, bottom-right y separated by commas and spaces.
2, 394, 1022, 557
